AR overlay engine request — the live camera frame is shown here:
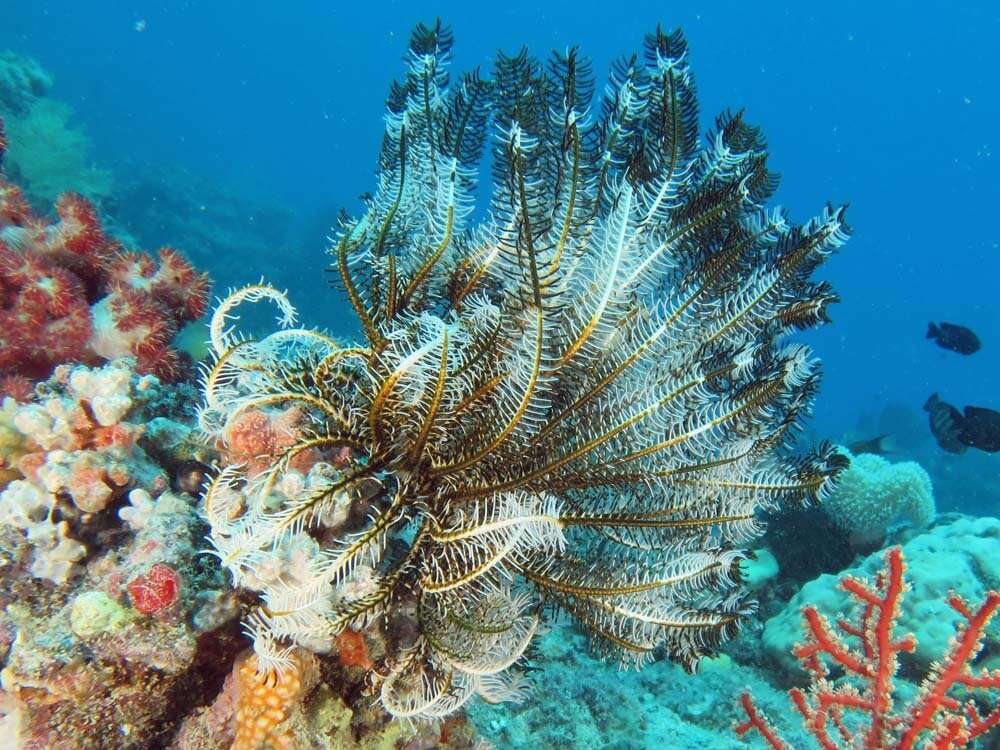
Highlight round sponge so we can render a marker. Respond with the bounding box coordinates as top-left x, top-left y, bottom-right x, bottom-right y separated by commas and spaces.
823, 448, 934, 546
